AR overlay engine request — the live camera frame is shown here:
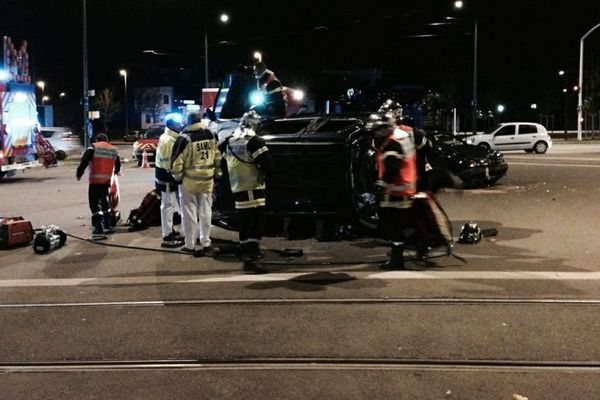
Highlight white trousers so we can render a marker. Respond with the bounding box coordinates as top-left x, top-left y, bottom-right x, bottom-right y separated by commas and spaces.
160, 190, 180, 238
179, 185, 213, 249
